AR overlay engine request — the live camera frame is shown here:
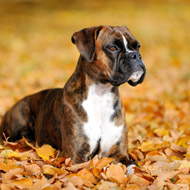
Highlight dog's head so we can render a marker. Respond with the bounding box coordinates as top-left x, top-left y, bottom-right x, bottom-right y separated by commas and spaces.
72, 25, 146, 86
